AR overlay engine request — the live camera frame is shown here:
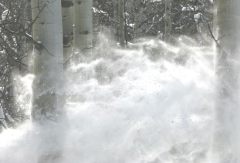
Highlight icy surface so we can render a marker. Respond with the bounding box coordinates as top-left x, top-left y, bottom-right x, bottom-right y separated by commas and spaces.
0, 37, 220, 163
